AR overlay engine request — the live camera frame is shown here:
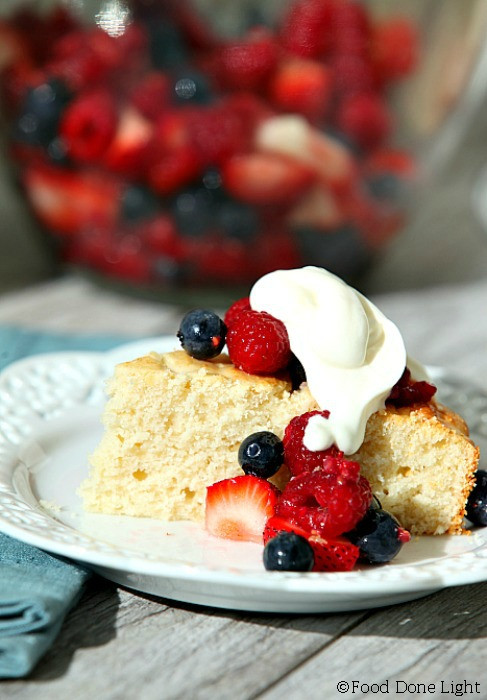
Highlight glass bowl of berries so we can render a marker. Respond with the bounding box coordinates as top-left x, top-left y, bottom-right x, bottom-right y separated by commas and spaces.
0, 0, 484, 301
